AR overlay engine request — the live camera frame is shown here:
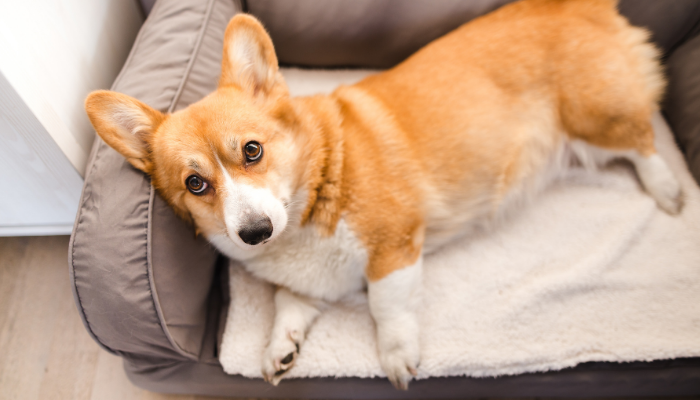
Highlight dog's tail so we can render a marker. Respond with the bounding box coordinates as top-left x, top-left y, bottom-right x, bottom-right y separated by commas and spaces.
523, 0, 618, 10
